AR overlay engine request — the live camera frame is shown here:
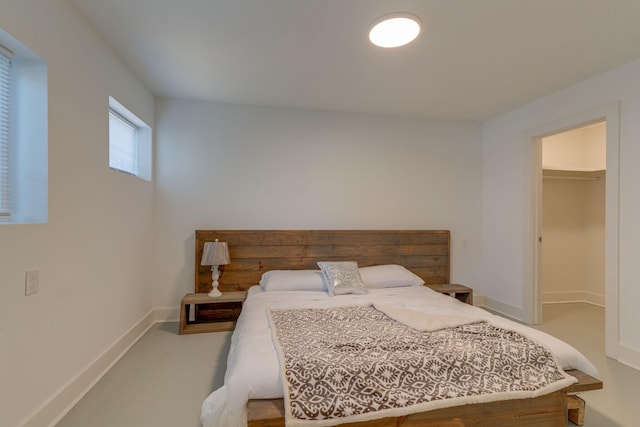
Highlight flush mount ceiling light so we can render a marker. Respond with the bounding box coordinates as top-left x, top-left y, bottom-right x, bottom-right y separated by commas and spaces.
368, 12, 422, 48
